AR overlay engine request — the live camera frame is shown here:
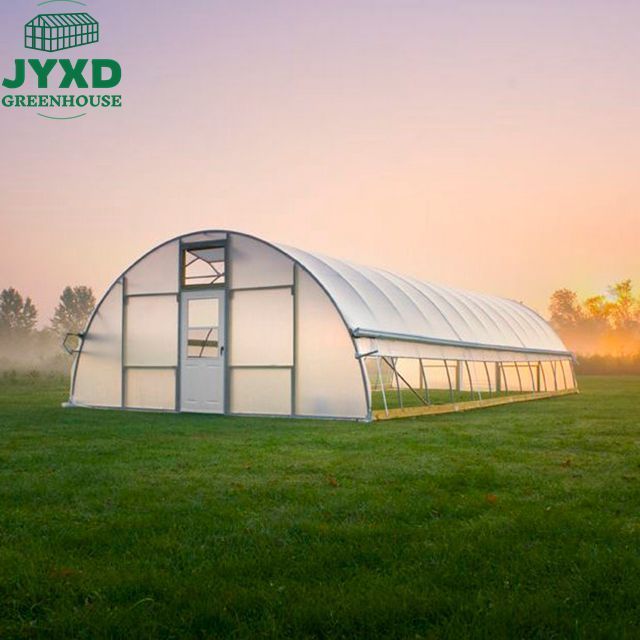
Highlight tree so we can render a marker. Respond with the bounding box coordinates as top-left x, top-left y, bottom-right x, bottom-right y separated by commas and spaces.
549, 288, 583, 329
609, 279, 637, 330
50, 286, 96, 335
582, 294, 613, 331
0, 287, 38, 335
